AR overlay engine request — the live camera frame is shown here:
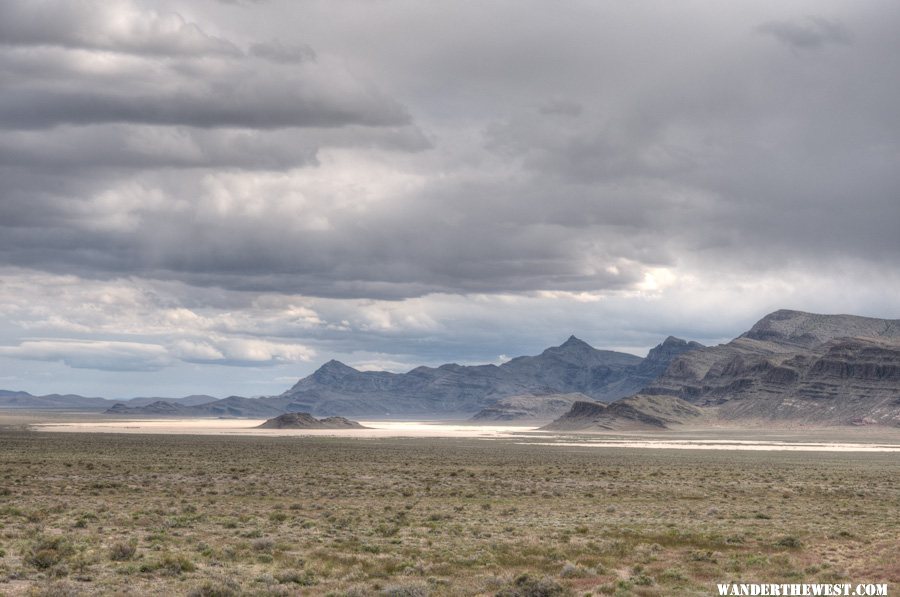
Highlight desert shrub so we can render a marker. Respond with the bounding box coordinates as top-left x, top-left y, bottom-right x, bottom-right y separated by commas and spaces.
24, 536, 74, 570
688, 550, 717, 563
252, 538, 275, 553
559, 562, 591, 578
631, 573, 653, 586
495, 574, 568, 597
109, 541, 137, 561
187, 579, 241, 597
275, 569, 317, 586
776, 536, 802, 549
141, 553, 196, 575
